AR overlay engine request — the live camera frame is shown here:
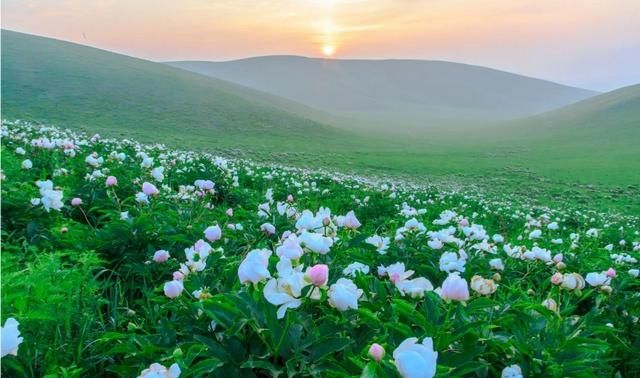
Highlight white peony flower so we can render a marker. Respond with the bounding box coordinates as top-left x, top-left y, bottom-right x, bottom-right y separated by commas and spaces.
328, 278, 362, 311
263, 257, 308, 319
365, 235, 390, 254
238, 249, 272, 284
1, 318, 24, 357
299, 230, 333, 254
137, 362, 181, 378
501, 364, 523, 378
393, 337, 438, 378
